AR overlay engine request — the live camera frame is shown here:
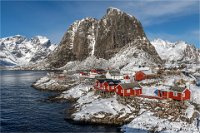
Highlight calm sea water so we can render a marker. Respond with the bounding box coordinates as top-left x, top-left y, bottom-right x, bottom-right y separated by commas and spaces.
0, 70, 120, 132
